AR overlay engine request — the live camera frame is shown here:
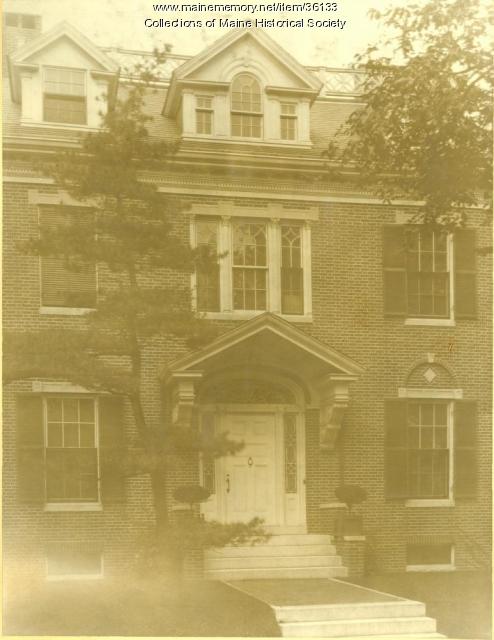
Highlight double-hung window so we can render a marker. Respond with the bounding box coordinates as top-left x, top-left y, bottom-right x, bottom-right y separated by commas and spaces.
231, 74, 263, 138
45, 397, 99, 503
385, 399, 477, 502
43, 67, 87, 125
280, 103, 297, 141
39, 206, 97, 309
193, 217, 310, 318
407, 402, 449, 498
232, 222, 268, 311
383, 225, 477, 321
196, 96, 213, 134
